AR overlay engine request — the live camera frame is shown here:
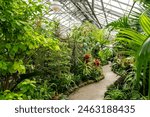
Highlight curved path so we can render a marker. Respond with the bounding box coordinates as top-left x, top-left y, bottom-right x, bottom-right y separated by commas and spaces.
69, 64, 119, 100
